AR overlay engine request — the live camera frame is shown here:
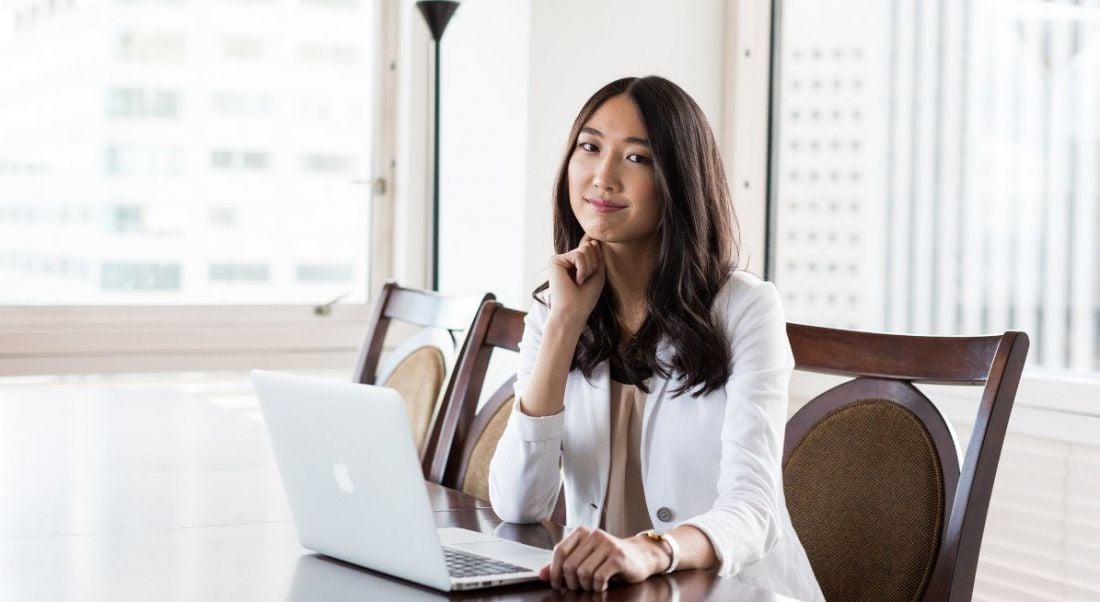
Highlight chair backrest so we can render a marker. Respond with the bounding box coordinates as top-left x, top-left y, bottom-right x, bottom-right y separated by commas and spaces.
783, 323, 1028, 602
426, 300, 525, 502
351, 281, 492, 473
